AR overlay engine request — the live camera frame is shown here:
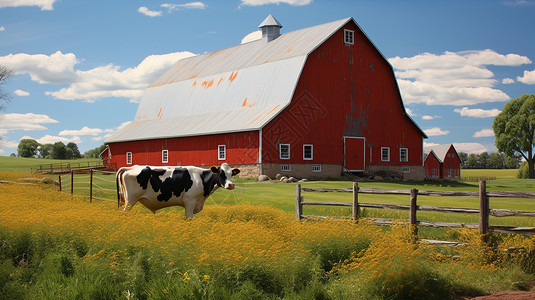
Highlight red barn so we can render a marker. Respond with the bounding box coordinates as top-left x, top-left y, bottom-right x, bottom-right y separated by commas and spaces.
423, 144, 461, 180
105, 15, 427, 179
